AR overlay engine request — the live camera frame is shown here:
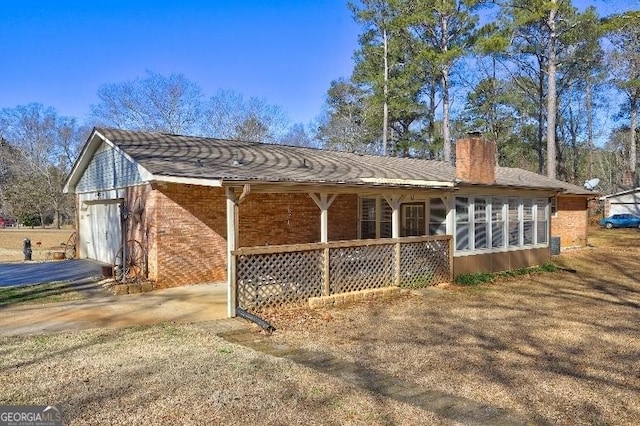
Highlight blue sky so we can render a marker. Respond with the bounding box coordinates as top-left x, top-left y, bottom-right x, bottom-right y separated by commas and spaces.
0, 1, 636, 126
